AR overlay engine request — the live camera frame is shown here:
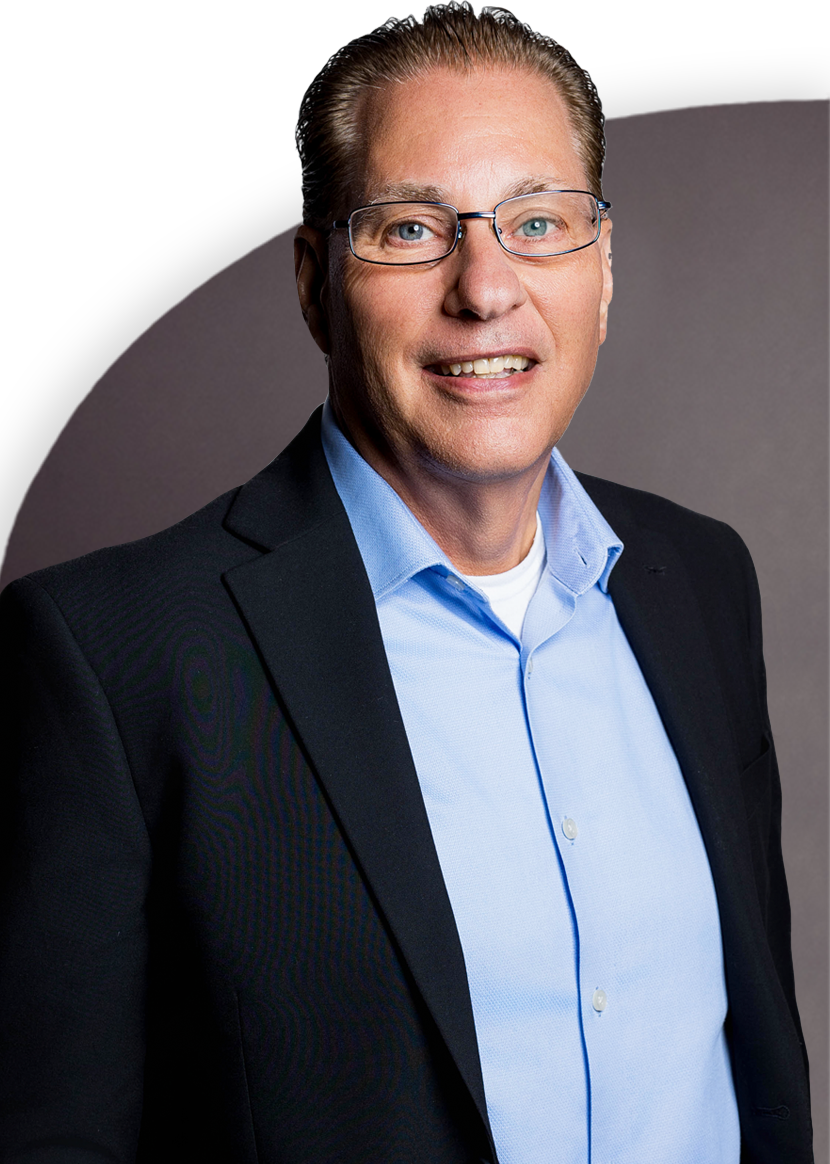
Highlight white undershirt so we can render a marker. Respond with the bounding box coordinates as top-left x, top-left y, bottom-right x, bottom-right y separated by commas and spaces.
460, 513, 546, 639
